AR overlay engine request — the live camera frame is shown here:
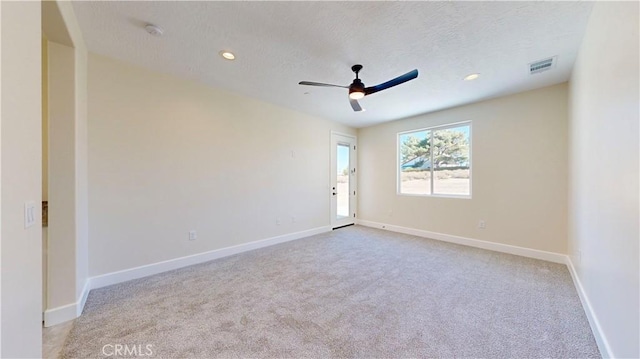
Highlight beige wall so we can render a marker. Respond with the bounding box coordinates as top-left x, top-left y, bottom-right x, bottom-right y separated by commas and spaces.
47, 41, 77, 309
56, 0, 90, 306
42, 37, 49, 313
88, 54, 355, 276
42, 0, 89, 324
568, 2, 639, 358
74, 36, 89, 306
358, 84, 568, 254
42, 38, 49, 201
0, 1, 43, 356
